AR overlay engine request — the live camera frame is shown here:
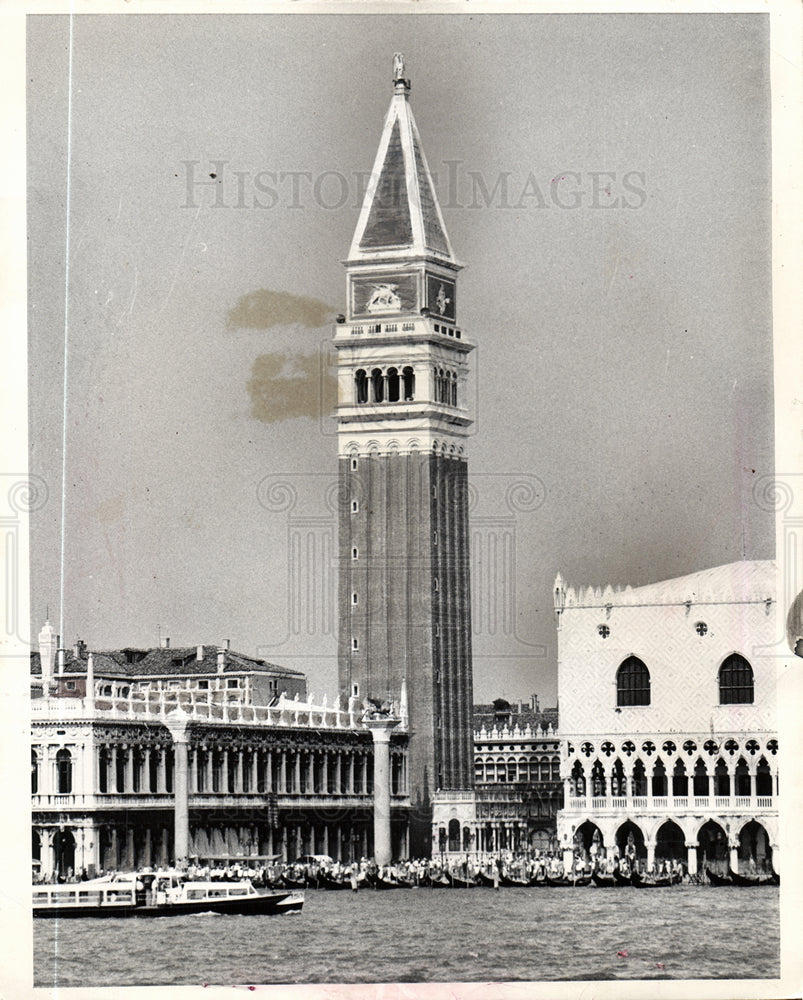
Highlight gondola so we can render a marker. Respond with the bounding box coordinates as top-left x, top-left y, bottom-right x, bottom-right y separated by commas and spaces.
631, 869, 678, 888
366, 873, 400, 890
280, 873, 308, 889
705, 868, 732, 886
499, 874, 530, 887
475, 871, 498, 888
591, 872, 617, 888
428, 874, 452, 888
728, 868, 776, 887
316, 872, 352, 890
394, 876, 415, 888
612, 870, 633, 887
449, 873, 477, 888
544, 874, 591, 887
528, 876, 547, 887
770, 869, 780, 886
